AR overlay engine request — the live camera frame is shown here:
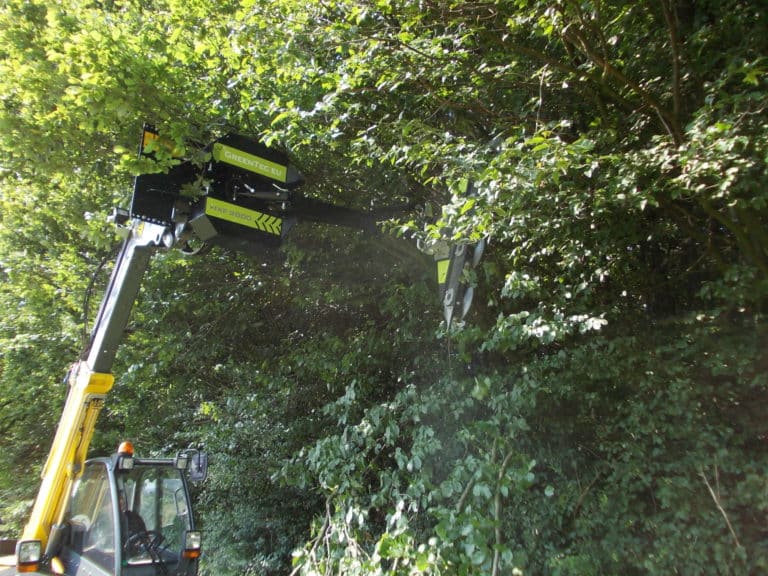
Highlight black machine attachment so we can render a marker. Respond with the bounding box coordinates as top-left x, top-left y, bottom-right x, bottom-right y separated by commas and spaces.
131, 127, 379, 255
130, 126, 484, 325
